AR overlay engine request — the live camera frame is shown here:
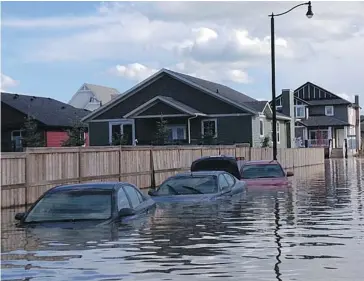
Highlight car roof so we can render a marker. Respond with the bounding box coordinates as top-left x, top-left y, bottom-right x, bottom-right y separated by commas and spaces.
48, 182, 128, 193
195, 155, 236, 161
244, 160, 281, 165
